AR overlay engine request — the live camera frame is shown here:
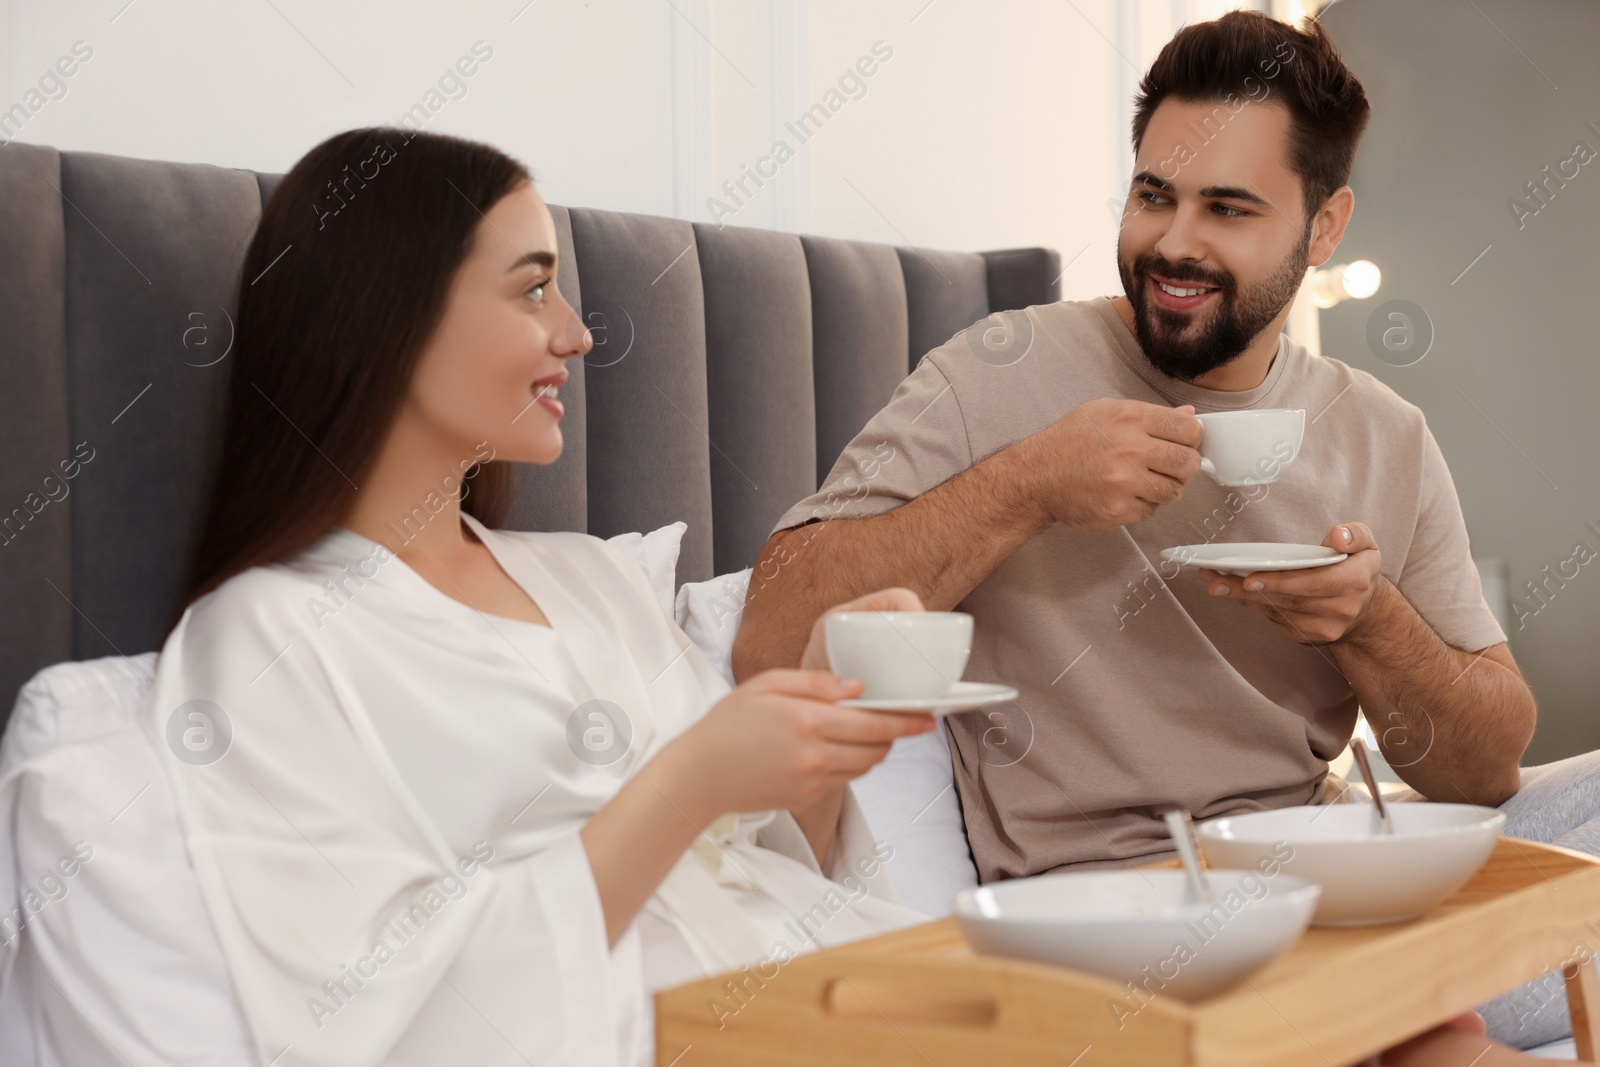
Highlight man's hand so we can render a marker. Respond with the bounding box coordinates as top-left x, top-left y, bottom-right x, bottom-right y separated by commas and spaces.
1018, 398, 1203, 531
1199, 522, 1384, 645
732, 399, 1198, 683
1209, 521, 1534, 807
